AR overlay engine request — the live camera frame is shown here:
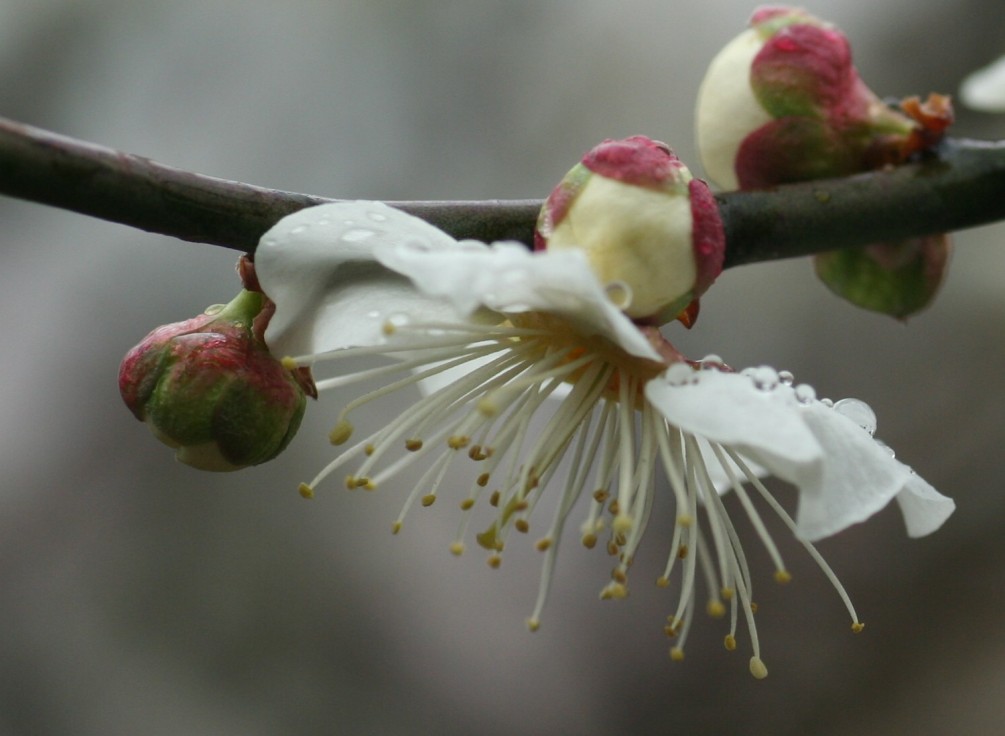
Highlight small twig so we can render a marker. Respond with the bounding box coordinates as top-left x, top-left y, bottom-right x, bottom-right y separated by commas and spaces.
1, 116, 1004, 267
